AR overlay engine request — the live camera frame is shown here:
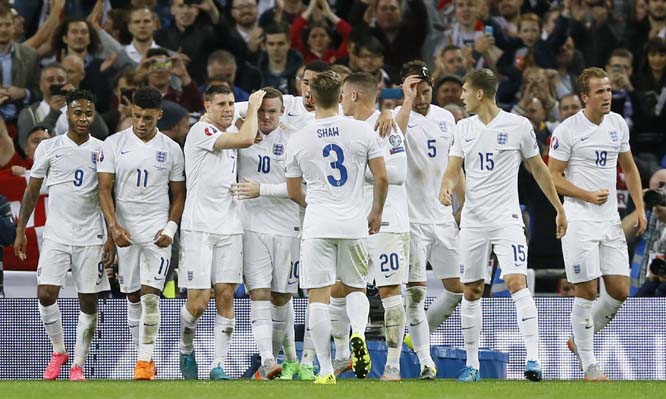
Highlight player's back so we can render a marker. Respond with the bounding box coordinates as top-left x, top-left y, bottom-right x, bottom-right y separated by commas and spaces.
287, 115, 382, 239
396, 104, 456, 224
550, 110, 629, 222
31, 134, 105, 245
98, 127, 184, 242
182, 121, 242, 234
452, 110, 539, 229
238, 127, 301, 236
